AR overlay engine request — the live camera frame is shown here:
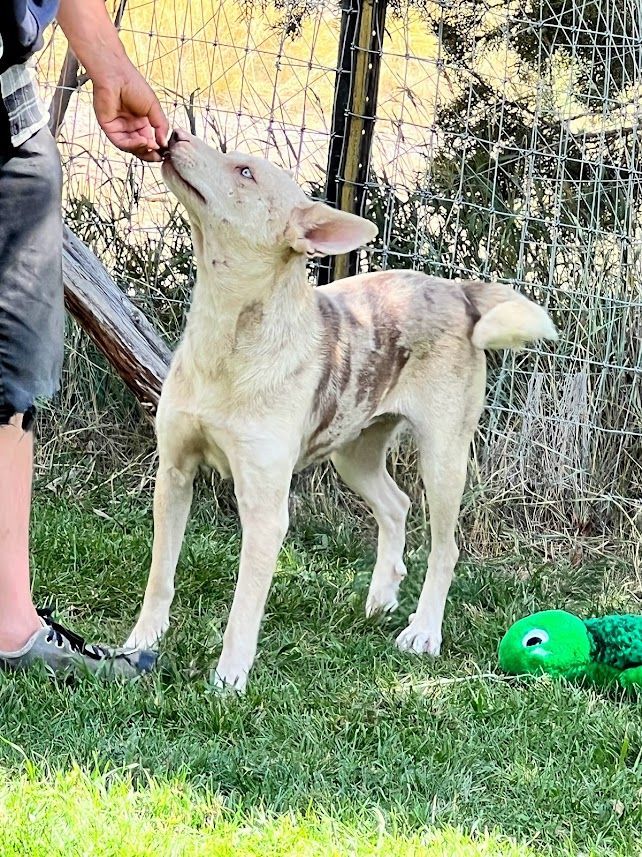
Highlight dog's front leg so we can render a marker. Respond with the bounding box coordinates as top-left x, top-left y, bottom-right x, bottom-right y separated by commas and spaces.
125, 457, 197, 651
213, 455, 292, 692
